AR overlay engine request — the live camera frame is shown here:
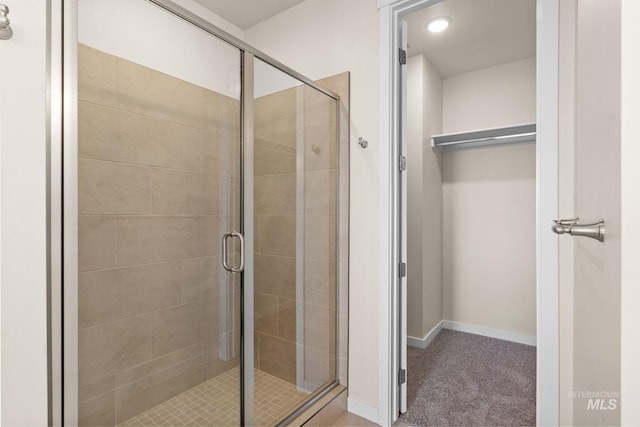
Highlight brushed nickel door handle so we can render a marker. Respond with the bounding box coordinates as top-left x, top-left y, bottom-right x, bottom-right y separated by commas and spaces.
552, 218, 605, 242
0, 4, 12, 40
